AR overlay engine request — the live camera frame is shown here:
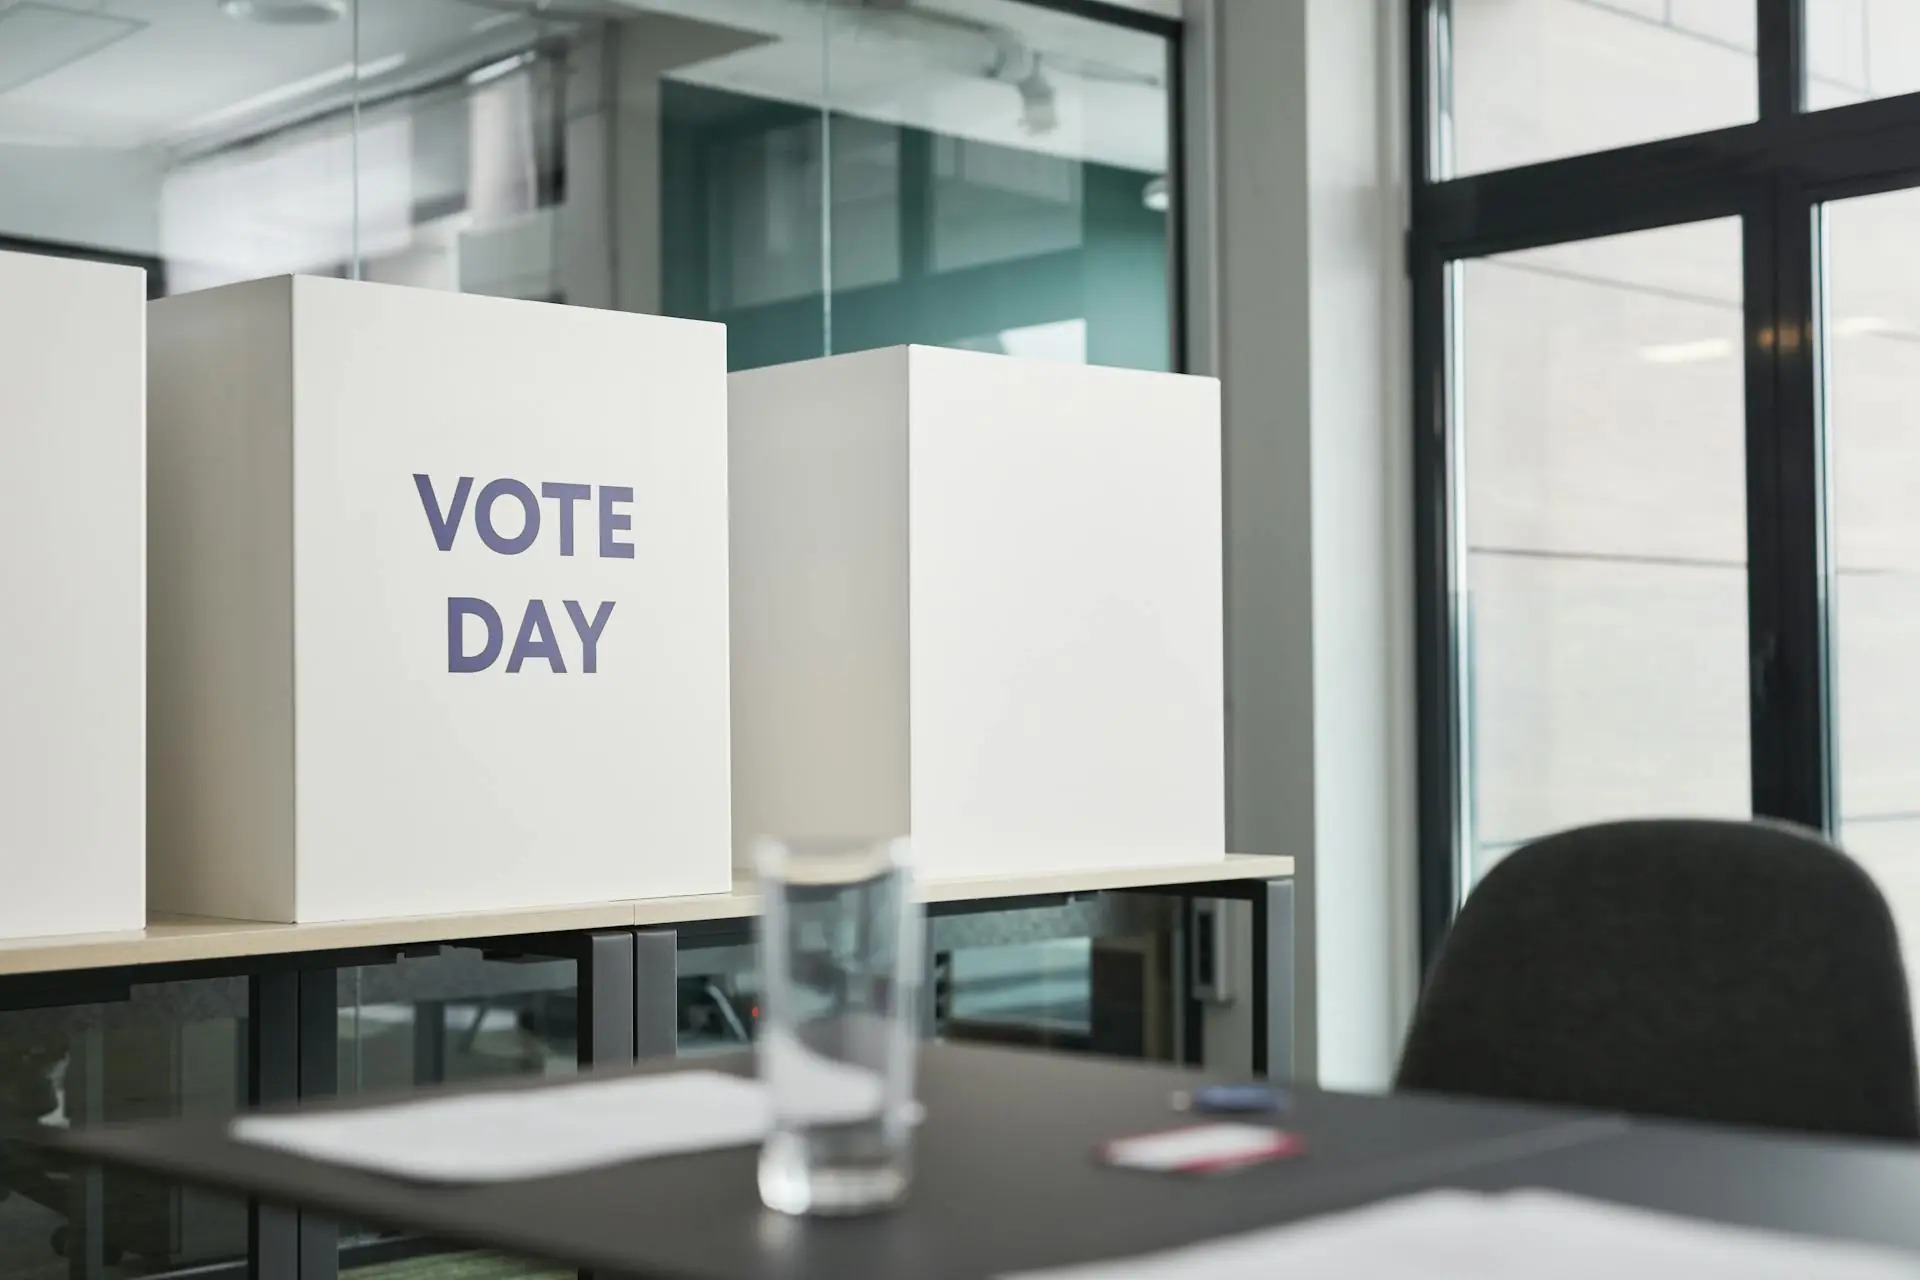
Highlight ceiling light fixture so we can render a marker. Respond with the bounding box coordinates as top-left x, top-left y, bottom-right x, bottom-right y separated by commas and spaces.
1016, 68, 1057, 135
219, 0, 346, 26
467, 51, 535, 87
1142, 176, 1169, 213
